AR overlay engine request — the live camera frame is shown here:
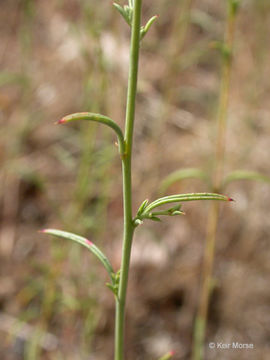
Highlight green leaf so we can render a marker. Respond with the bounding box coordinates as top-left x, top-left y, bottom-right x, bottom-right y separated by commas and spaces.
113, 3, 132, 26
140, 15, 158, 40
223, 170, 270, 188
113, 3, 130, 26
106, 282, 118, 295
144, 193, 232, 214
57, 112, 125, 156
136, 199, 149, 216
134, 203, 185, 224
147, 215, 161, 222
40, 229, 115, 282
159, 168, 208, 194
133, 194, 230, 225
171, 210, 183, 216
106, 269, 121, 296
148, 205, 184, 217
